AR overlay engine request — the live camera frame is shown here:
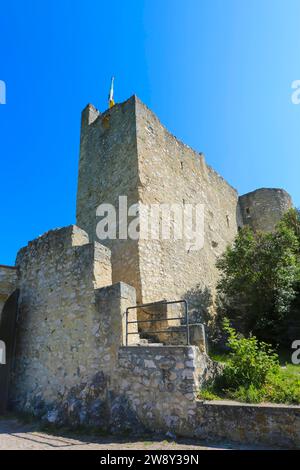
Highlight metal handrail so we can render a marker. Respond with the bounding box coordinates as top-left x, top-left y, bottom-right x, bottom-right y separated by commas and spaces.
125, 299, 189, 346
